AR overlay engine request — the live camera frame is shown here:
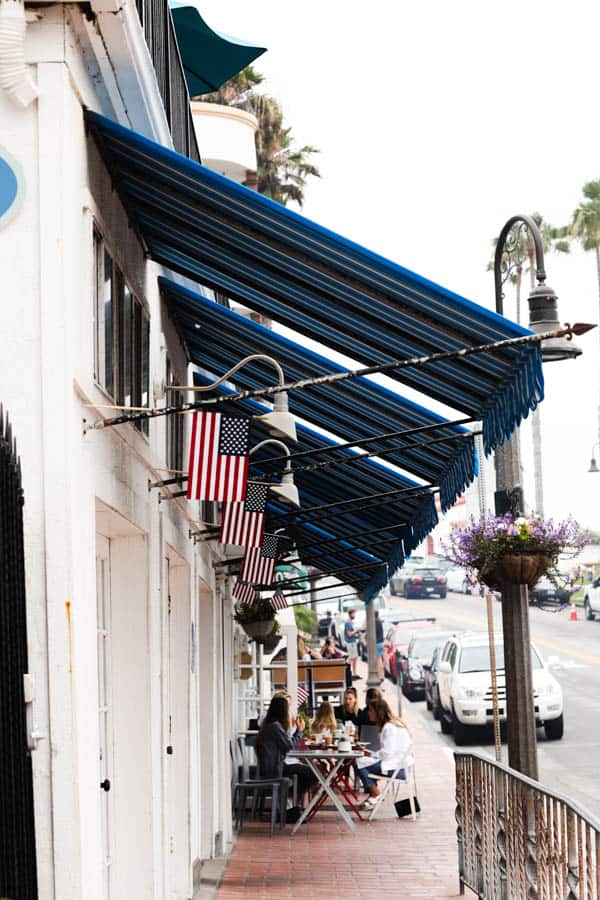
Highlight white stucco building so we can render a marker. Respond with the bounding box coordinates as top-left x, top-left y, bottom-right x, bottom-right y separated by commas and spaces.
0, 1, 261, 896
